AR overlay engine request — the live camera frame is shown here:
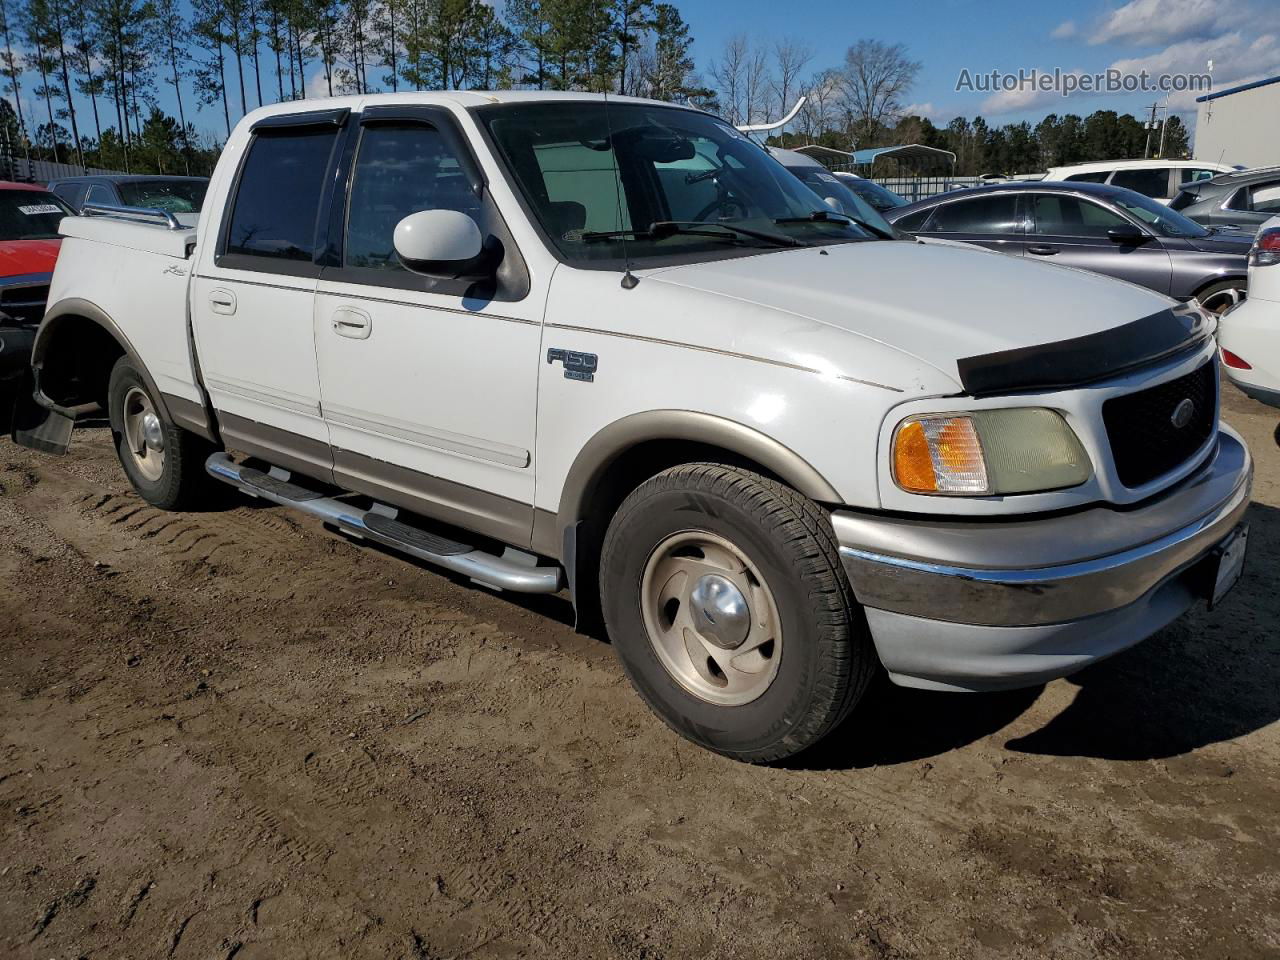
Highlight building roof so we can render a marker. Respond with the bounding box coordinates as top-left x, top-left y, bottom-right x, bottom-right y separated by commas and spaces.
1196, 74, 1280, 103
850, 144, 957, 167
